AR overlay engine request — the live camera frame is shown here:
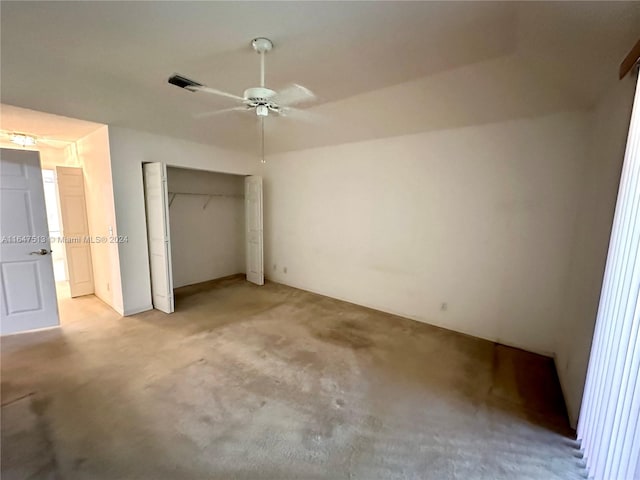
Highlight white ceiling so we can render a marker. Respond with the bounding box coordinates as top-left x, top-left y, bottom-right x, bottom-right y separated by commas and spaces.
1, 1, 638, 155
0, 104, 103, 142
